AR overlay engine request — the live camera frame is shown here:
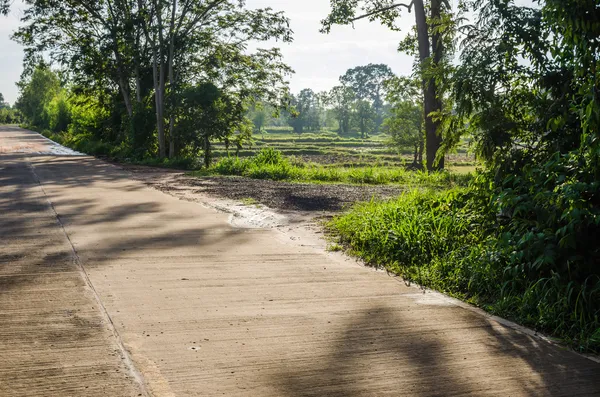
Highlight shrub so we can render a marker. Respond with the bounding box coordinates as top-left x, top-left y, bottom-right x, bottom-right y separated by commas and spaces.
252, 147, 285, 166
213, 156, 249, 175
245, 162, 299, 181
